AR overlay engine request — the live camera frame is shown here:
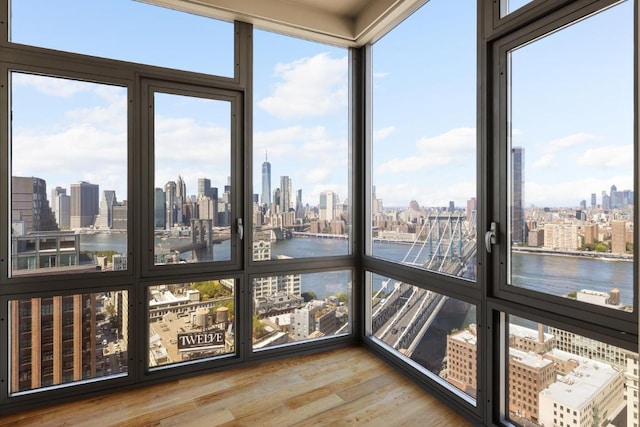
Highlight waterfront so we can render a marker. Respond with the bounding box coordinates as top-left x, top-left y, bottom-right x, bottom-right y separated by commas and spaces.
79, 233, 634, 306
